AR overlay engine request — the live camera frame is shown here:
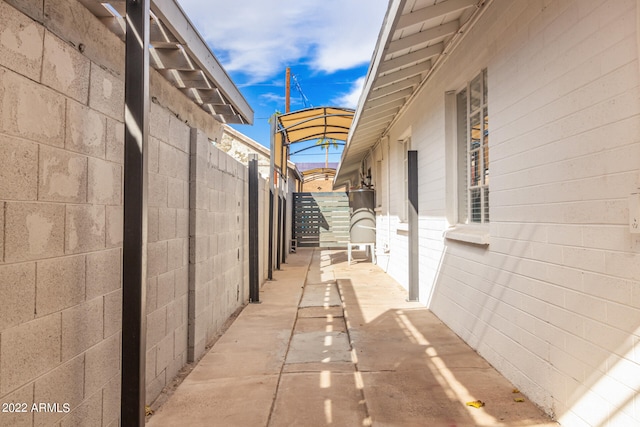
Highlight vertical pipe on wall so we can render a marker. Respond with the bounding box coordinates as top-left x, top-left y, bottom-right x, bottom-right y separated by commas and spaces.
408, 150, 419, 301
248, 155, 259, 302
281, 197, 287, 264
276, 194, 282, 270
268, 191, 274, 280
121, 0, 149, 425
268, 117, 276, 280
